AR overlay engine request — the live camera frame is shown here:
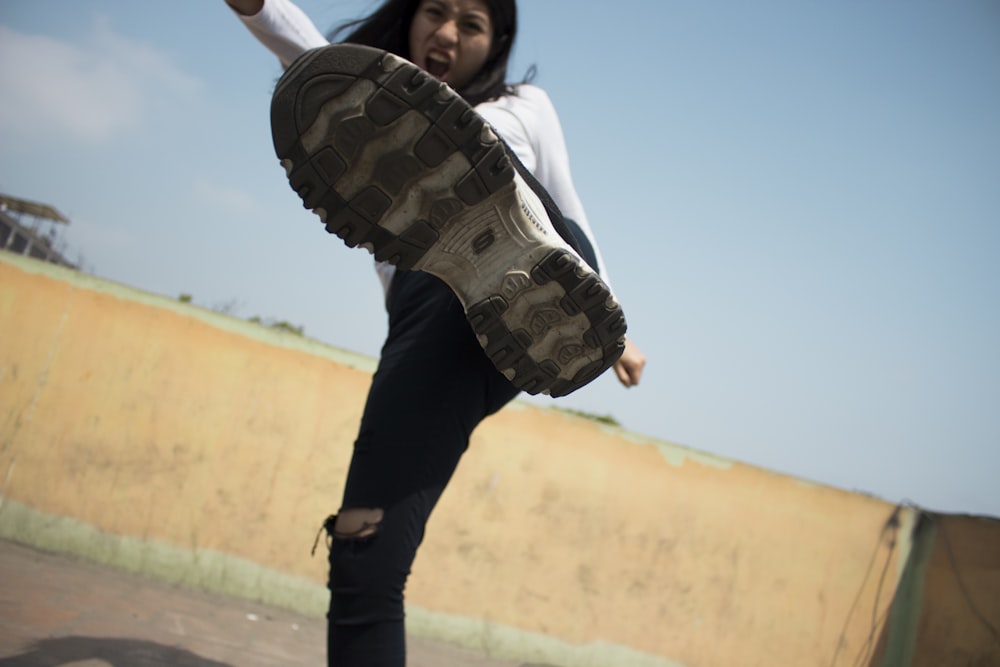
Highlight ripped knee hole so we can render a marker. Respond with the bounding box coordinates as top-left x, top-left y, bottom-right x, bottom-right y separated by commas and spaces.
333, 507, 384, 539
